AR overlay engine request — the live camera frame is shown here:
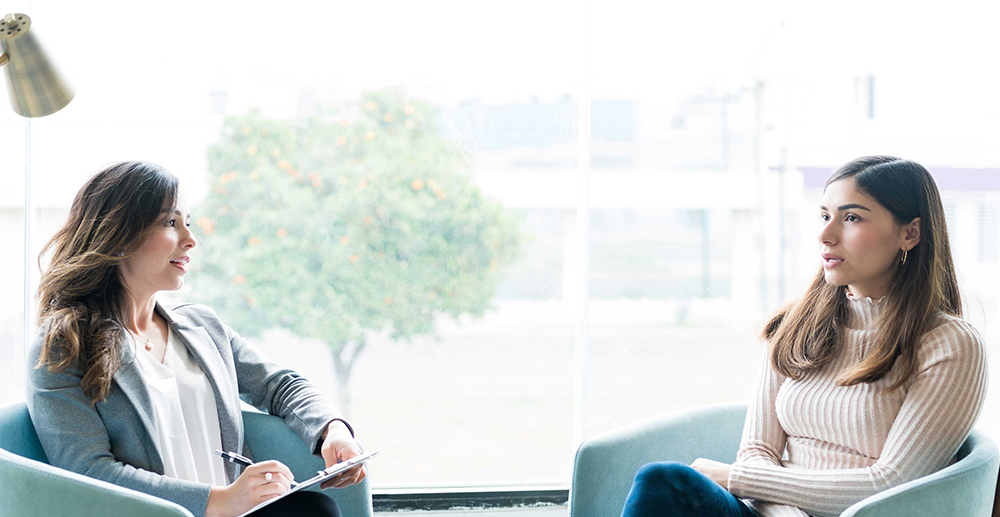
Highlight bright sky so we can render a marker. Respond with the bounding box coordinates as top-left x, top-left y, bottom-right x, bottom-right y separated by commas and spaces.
2, 0, 999, 204
6, 0, 997, 102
